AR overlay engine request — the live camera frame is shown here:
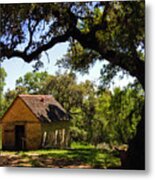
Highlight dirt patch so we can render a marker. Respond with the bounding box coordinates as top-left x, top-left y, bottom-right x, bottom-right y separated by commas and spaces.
0, 154, 93, 168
